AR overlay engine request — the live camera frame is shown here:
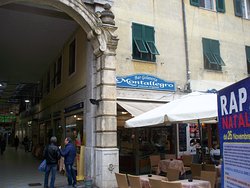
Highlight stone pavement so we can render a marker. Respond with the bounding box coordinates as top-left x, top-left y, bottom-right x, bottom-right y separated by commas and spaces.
0, 146, 85, 188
